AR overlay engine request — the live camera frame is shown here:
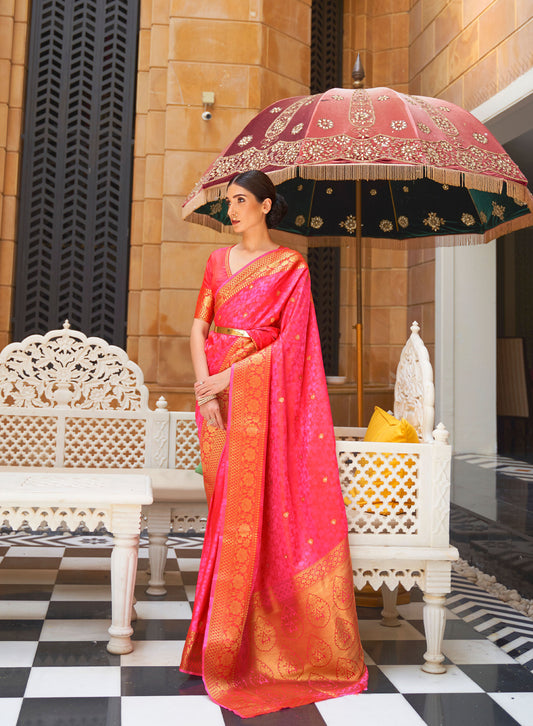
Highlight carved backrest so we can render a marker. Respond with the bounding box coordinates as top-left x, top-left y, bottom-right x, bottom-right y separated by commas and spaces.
393, 321, 435, 444
0, 321, 148, 410
0, 323, 171, 469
